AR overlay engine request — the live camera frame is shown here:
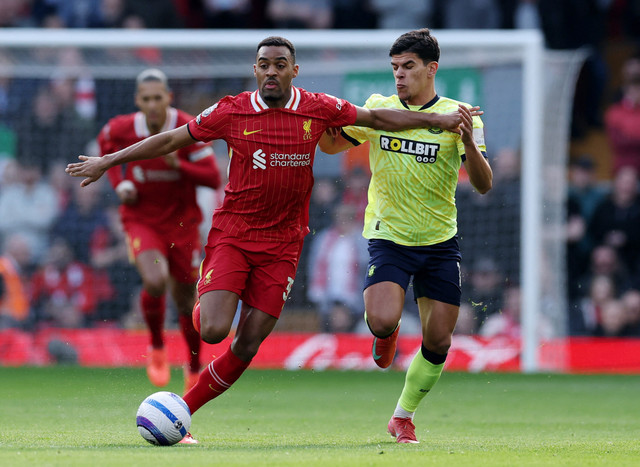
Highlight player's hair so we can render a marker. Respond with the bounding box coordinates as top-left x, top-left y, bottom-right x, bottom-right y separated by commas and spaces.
135, 68, 170, 90
389, 28, 440, 64
257, 36, 296, 63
